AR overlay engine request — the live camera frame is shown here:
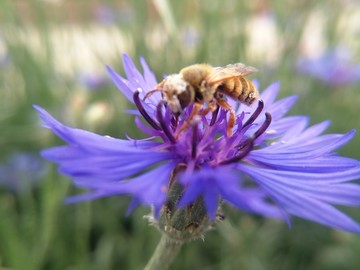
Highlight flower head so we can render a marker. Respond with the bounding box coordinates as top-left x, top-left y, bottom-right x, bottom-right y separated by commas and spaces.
34, 54, 360, 234
77, 71, 110, 91
297, 47, 360, 86
0, 152, 47, 193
